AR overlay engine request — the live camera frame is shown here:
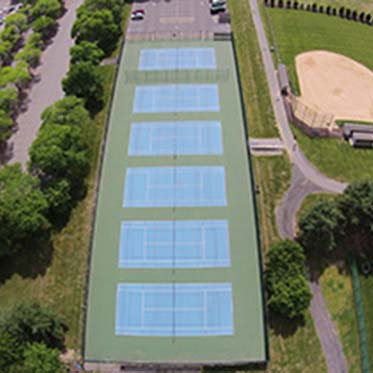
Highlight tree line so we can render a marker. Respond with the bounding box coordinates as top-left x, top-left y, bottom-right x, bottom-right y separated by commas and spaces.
0, 0, 65, 148
264, 0, 373, 26
0, 0, 127, 370
265, 181, 373, 321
